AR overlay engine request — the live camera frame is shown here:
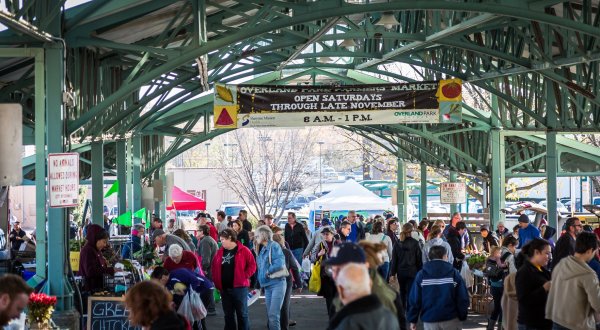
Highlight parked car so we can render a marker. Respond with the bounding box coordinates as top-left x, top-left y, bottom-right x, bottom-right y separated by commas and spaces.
539, 200, 569, 214
217, 202, 246, 217
281, 195, 315, 210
